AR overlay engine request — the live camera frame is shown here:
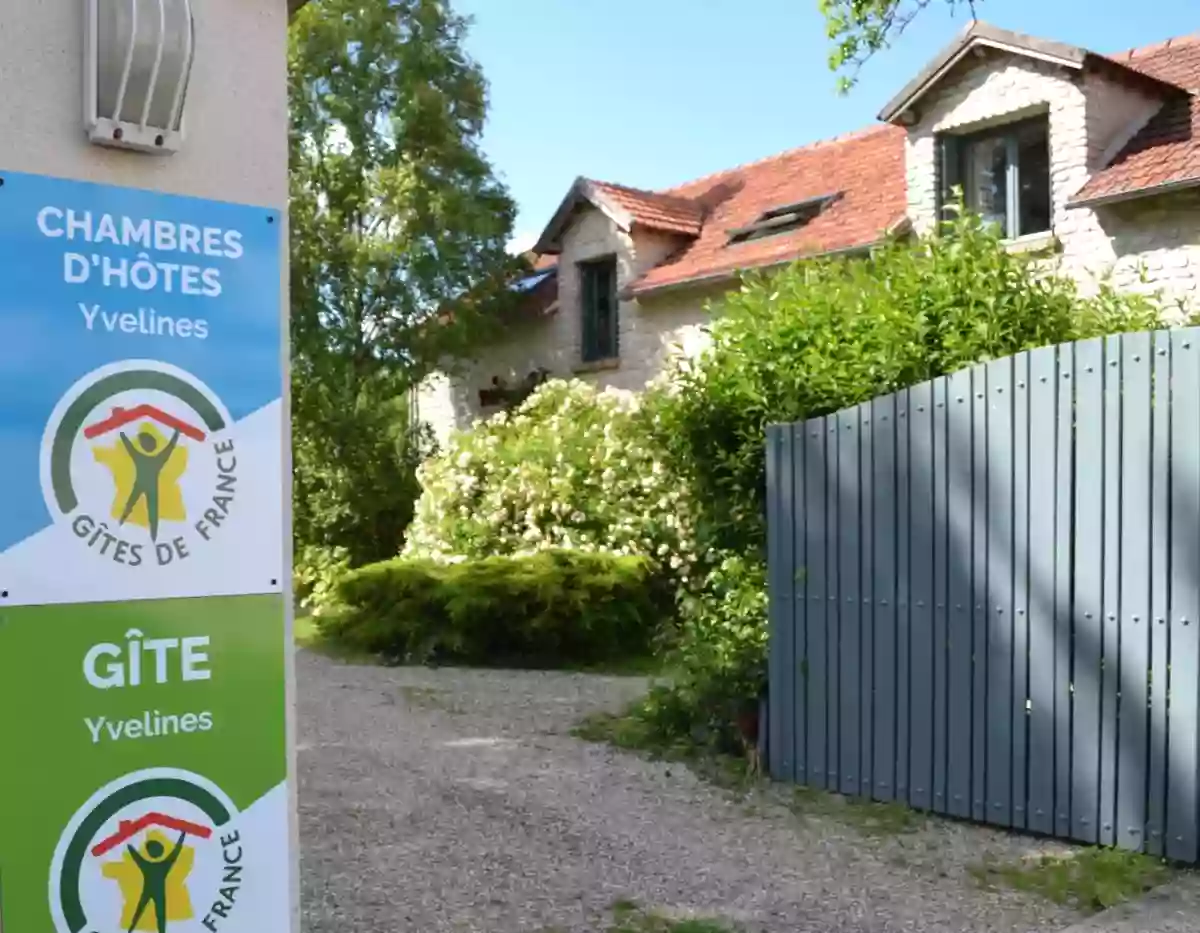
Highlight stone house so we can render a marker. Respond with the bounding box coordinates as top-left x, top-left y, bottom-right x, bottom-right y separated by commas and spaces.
418, 21, 1200, 444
